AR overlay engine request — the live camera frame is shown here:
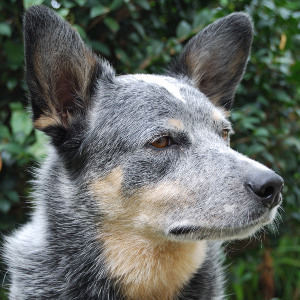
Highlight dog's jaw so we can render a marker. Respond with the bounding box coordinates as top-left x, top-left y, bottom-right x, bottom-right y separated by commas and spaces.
166, 202, 281, 241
